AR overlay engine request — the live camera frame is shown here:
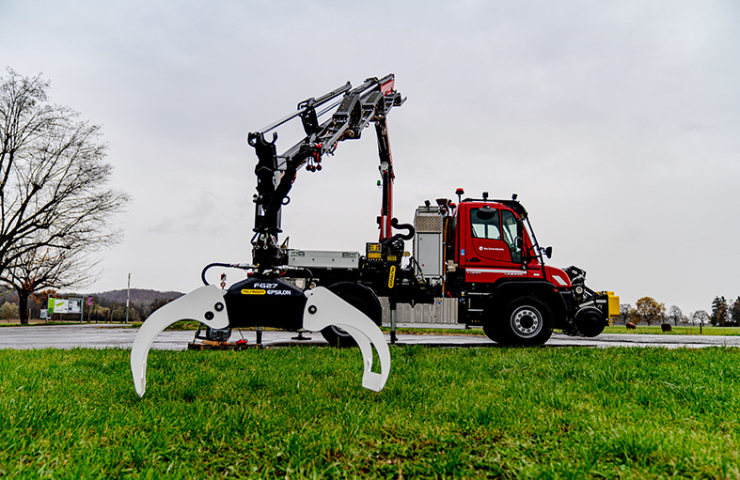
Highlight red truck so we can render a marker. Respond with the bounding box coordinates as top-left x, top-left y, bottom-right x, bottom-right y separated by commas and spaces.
131, 74, 618, 397
239, 73, 619, 347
